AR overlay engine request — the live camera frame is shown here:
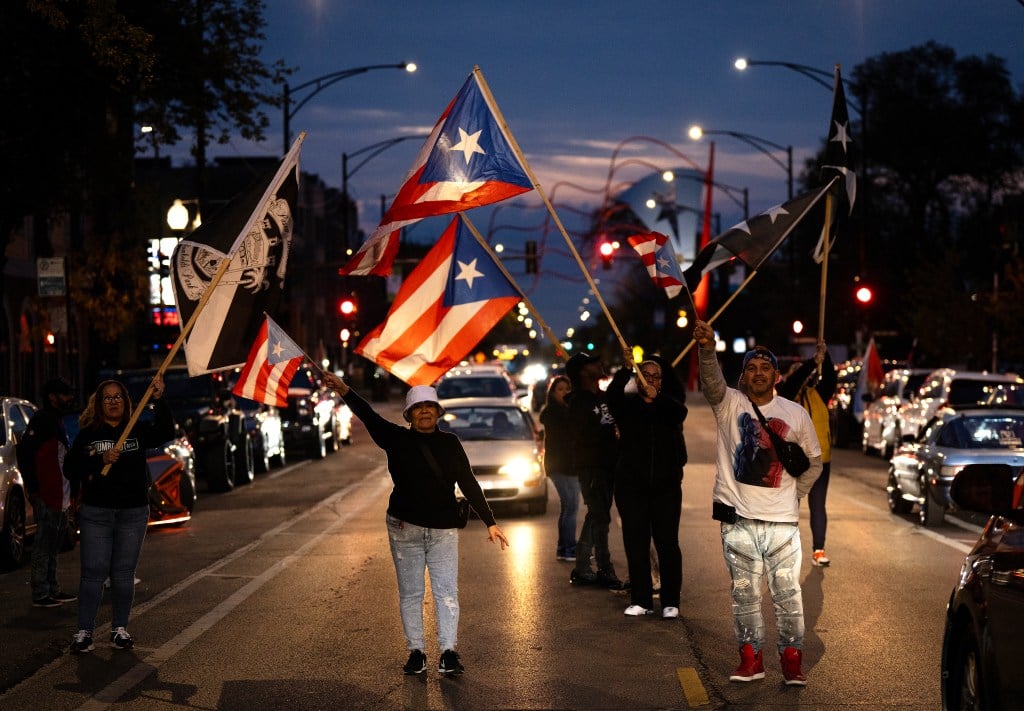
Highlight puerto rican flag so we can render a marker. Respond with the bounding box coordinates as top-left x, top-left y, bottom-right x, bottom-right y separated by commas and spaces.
355, 217, 520, 385
627, 231, 686, 299
232, 316, 305, 407
339, 69, 534, 277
